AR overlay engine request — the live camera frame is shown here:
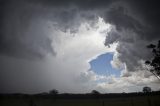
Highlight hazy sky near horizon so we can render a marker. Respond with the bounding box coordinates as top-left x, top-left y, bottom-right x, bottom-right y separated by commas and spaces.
0, 0, 160, 94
